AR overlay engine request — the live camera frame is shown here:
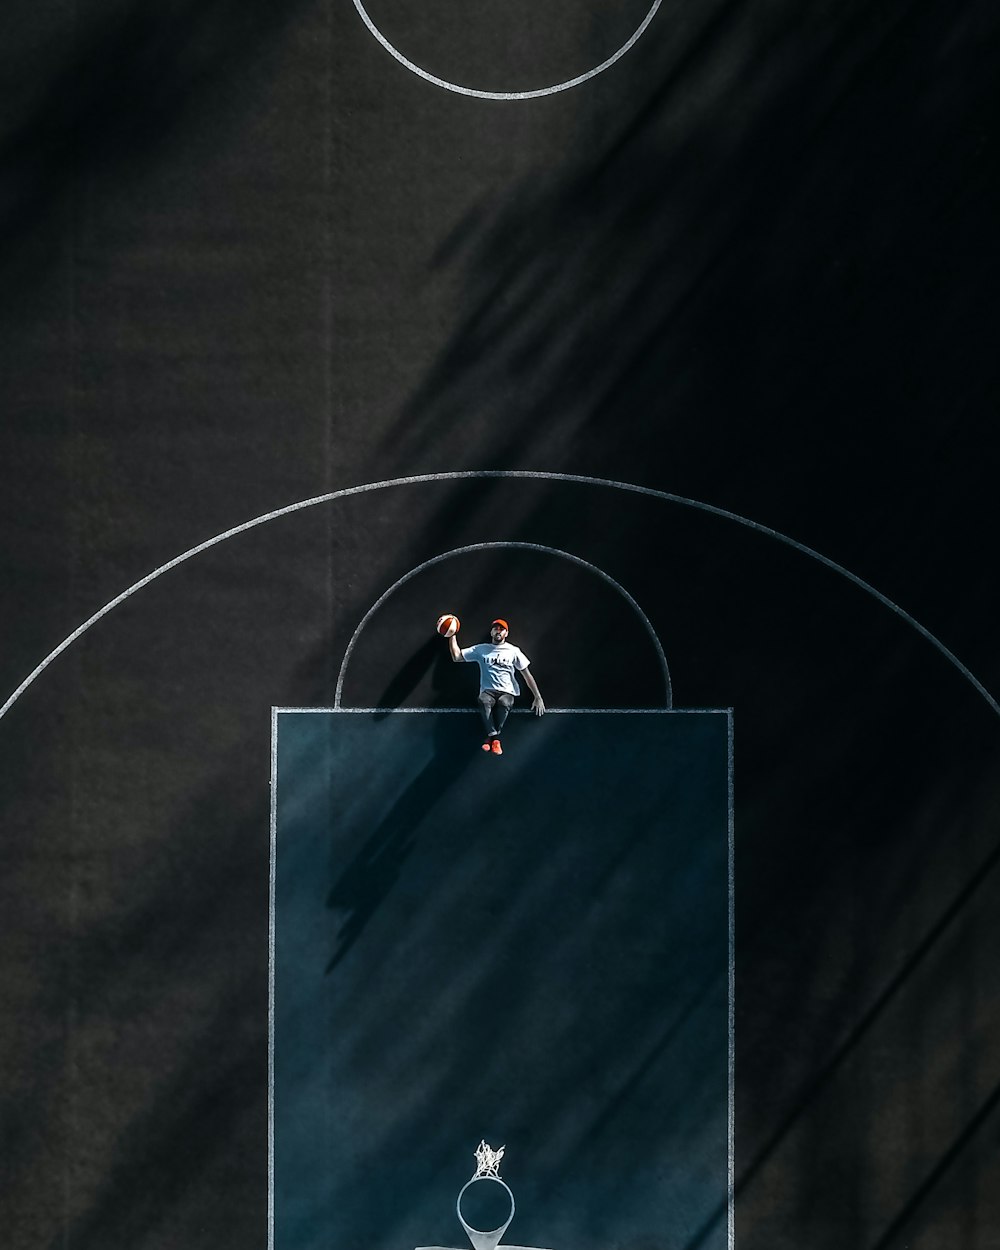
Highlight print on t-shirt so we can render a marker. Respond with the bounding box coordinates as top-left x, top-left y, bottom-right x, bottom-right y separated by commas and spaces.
460, 642, 530, 695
